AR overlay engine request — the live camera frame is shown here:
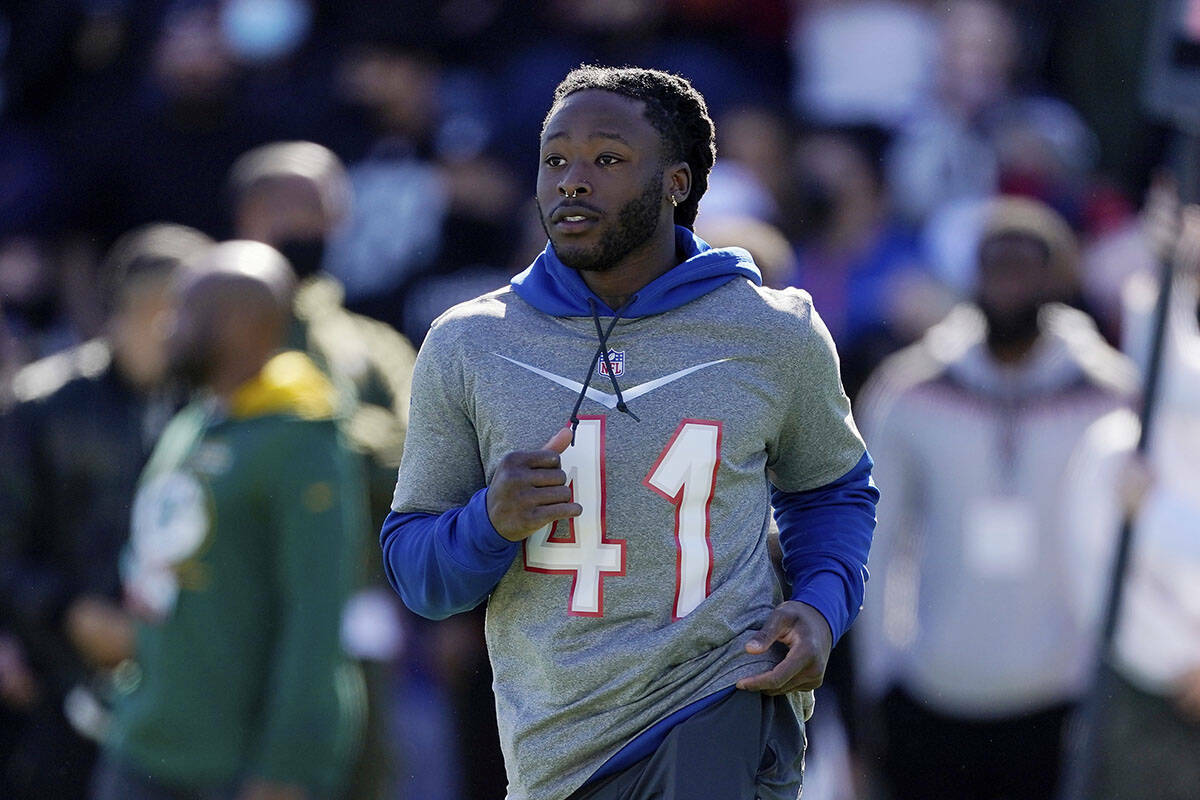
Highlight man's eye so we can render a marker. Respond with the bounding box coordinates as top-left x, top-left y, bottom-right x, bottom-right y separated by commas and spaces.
544, 155, 566, 167
597, 155, 622, 166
